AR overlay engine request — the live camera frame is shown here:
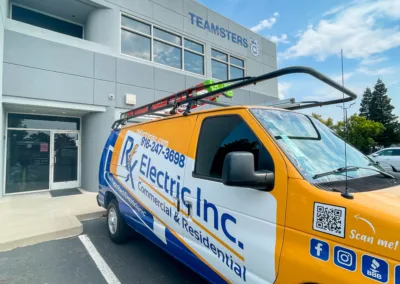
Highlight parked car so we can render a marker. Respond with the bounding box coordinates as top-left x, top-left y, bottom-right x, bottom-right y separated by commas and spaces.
368, 147, 400, 172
